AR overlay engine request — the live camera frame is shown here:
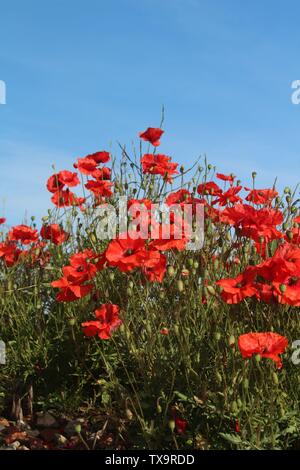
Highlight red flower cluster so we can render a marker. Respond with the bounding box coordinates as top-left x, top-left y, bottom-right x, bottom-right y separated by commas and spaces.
217, 242, 300, 306
141, 154, 179, 182
51, 249, 100, 302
